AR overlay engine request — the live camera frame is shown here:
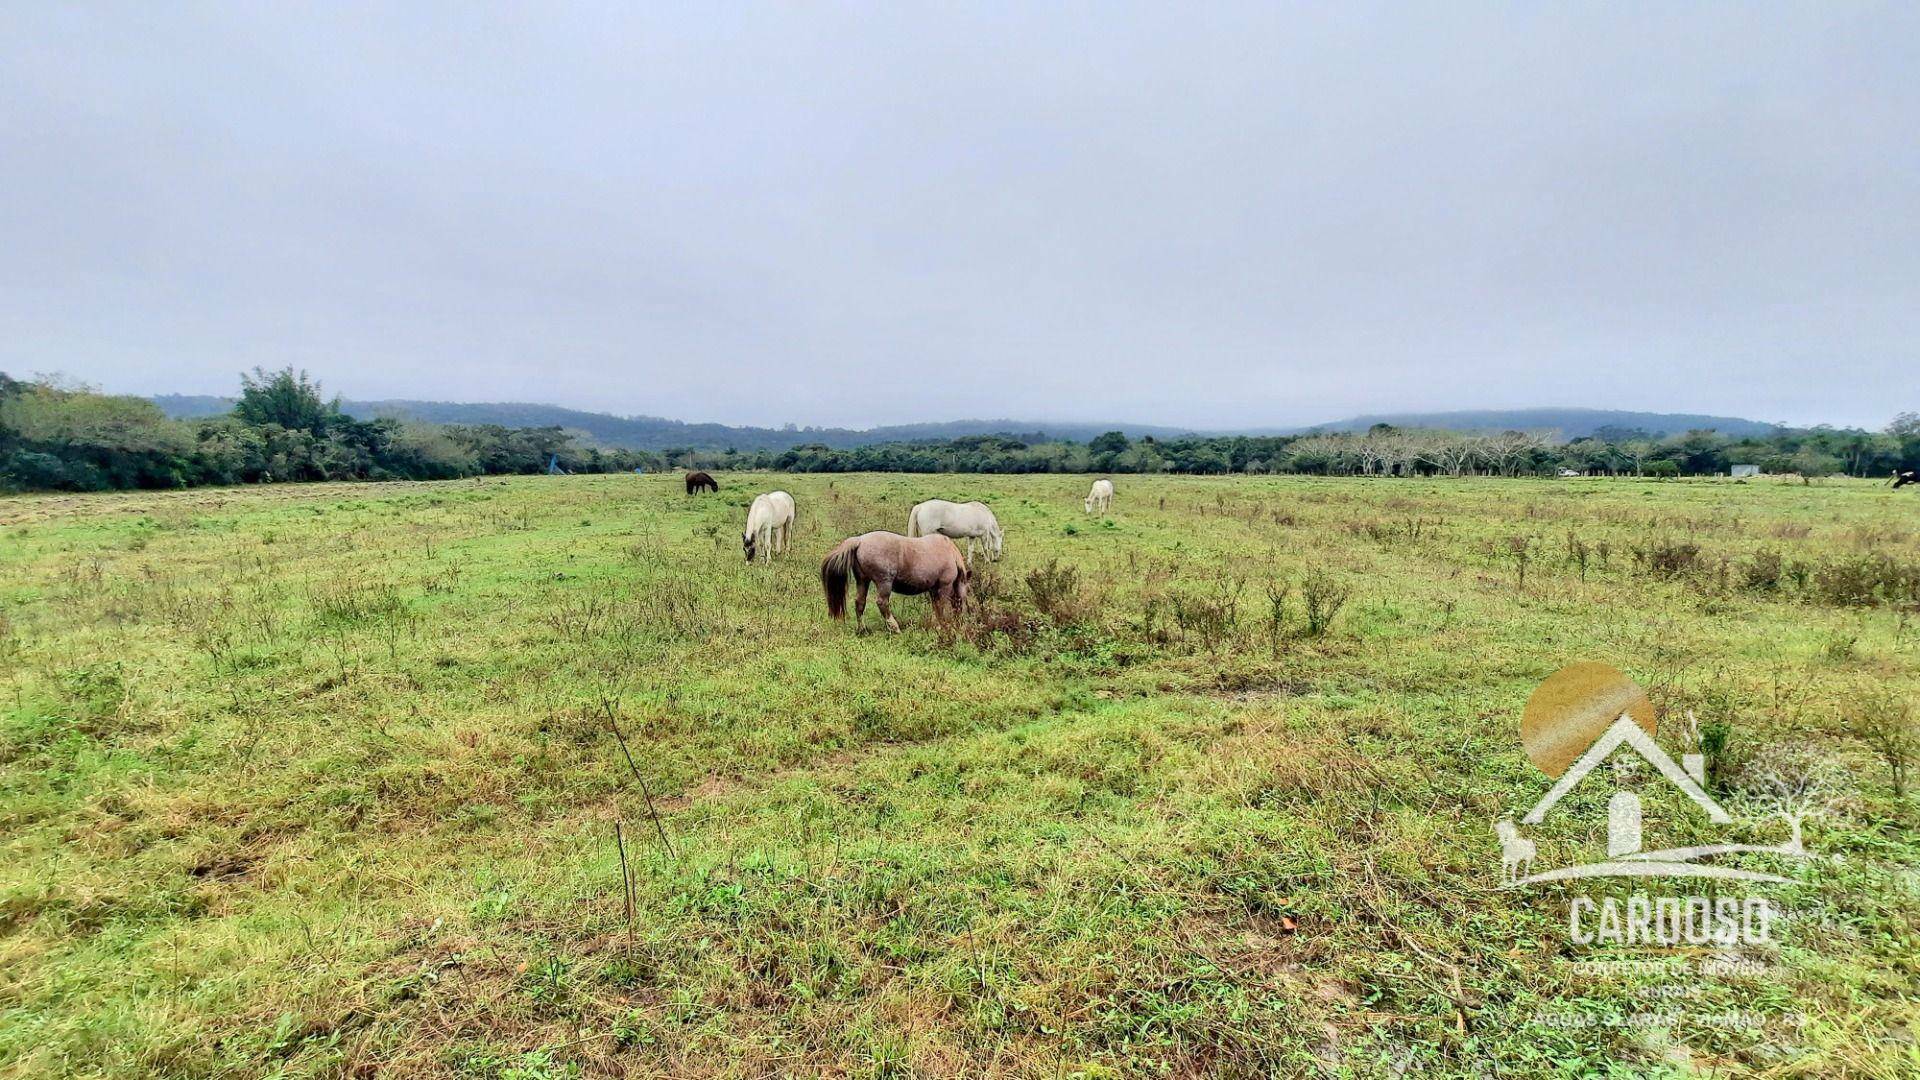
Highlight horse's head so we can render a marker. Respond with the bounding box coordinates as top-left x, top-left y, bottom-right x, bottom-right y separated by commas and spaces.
742, 531, 756, 562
